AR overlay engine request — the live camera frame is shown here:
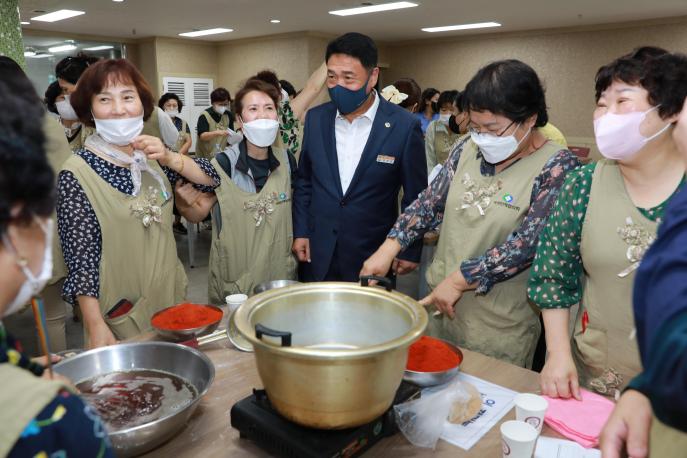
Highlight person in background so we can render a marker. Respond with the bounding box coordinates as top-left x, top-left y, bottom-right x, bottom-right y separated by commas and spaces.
175, 78, 298, 300
158, 93, 192, 235
425, 90, 462, 173
254, 64, 328, 158
0, 75, 113, 458
381, 78, 422, 113
361, 60, 579, 368
58, 59, 217, 348
416, 87, 439, 134
44, 81, 63, 120
528, 47, 684, 399
601, 53, 687, 458
1, 57, 73, 353
292, 32, 426, 282
279, 79, 297, 99
196, 87, 235, 159
539, 122, 568, 147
